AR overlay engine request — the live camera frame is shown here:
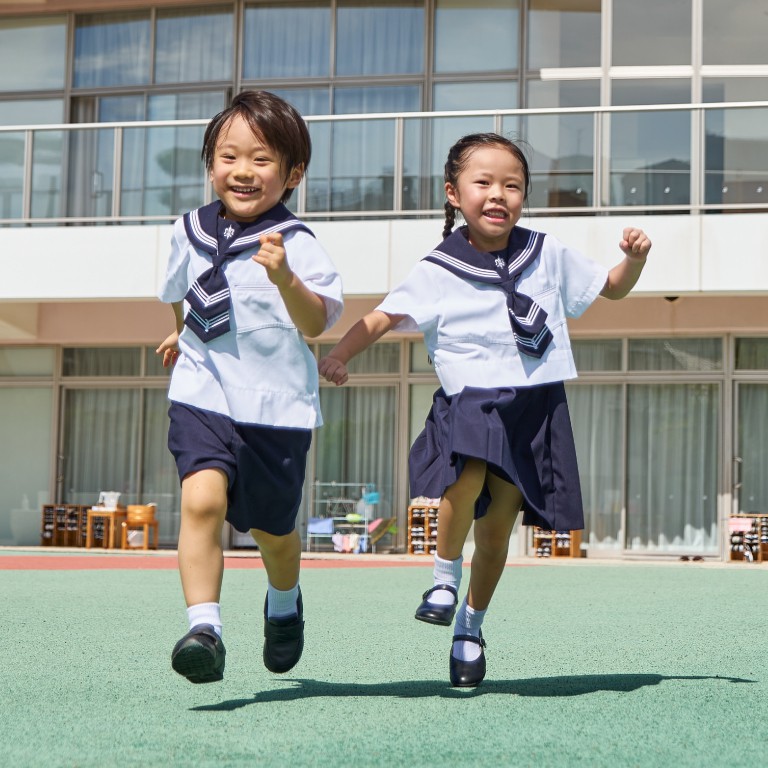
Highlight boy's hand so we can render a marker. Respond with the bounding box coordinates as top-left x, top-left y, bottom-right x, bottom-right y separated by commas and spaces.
254, 232, 293, 288
620, 227, 652, 261
318, 356, 349, 386
156, 331, 180, 368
